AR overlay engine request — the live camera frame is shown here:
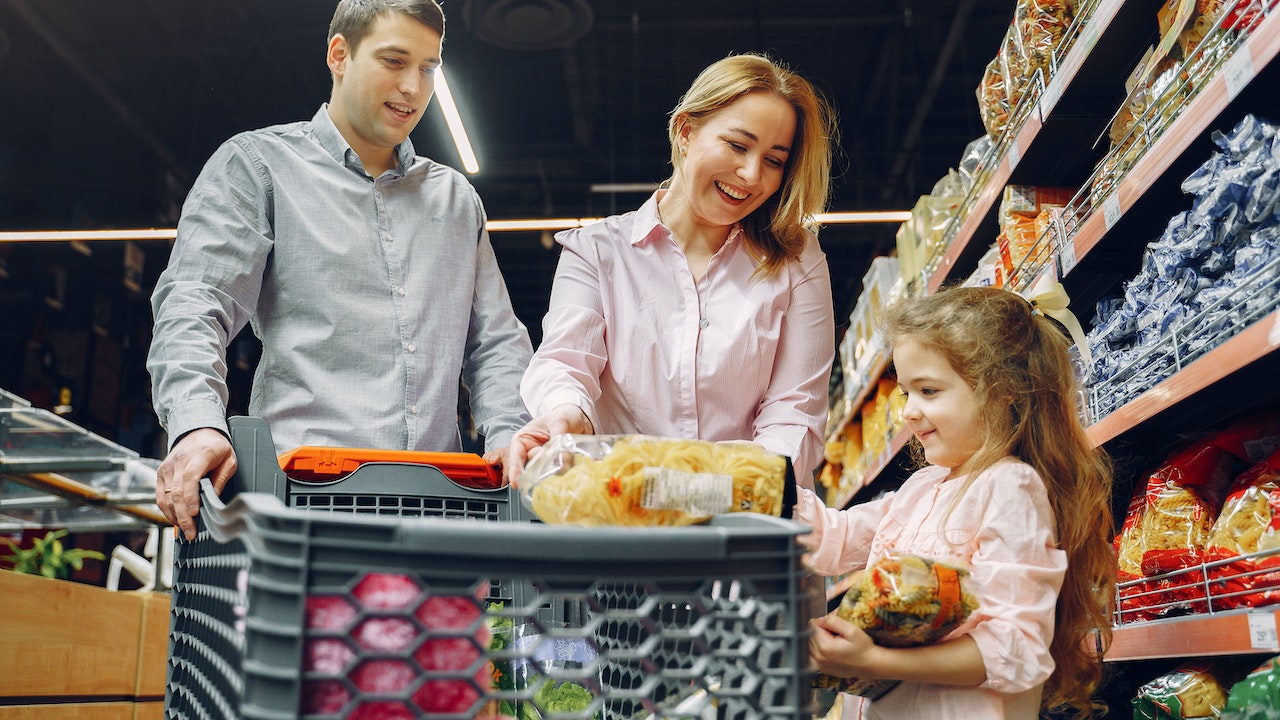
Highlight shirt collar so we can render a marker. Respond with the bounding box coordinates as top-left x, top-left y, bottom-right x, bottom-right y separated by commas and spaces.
631, 189, 746, 248
310, 104, 417, 176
